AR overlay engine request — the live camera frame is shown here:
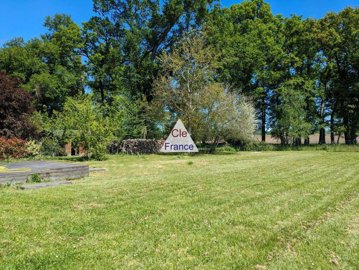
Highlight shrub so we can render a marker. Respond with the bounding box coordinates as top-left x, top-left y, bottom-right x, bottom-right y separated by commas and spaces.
48, 96, 114, 160
216, 145, 238, 153
238, 142, 275, 151
27, 173, 44, 183
0, 137, 30, 160
0, 72, 36, 139
40, 137, 65, 157
121, 139, 163, 154
26, 140, 41, 157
